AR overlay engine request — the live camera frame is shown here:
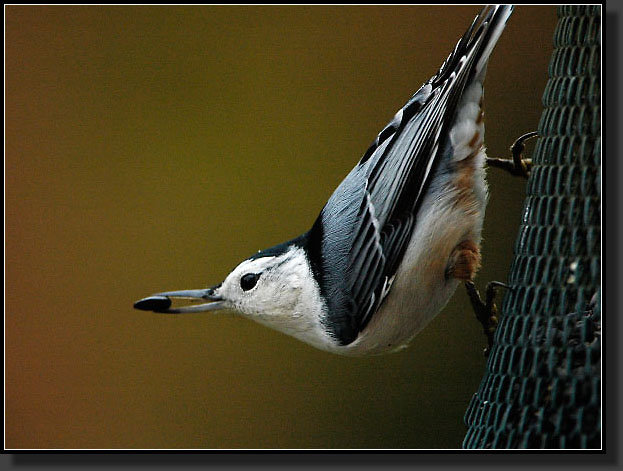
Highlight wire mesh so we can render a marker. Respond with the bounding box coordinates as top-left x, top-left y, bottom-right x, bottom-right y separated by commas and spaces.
463, 5, 601, 449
